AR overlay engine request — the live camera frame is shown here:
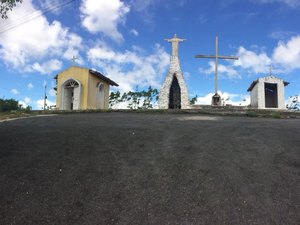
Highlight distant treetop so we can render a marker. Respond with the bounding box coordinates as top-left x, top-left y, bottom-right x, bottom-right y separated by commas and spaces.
0, 0, 22, 19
